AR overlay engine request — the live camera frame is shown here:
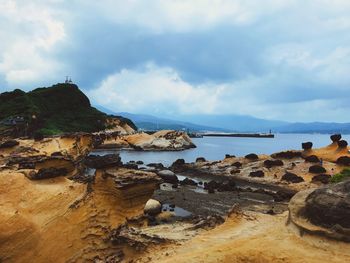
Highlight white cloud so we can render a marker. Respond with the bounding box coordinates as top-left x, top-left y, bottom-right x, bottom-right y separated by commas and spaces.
83, 0, 296, 33
0, 0, 66, 87
87, 63, 229, 115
